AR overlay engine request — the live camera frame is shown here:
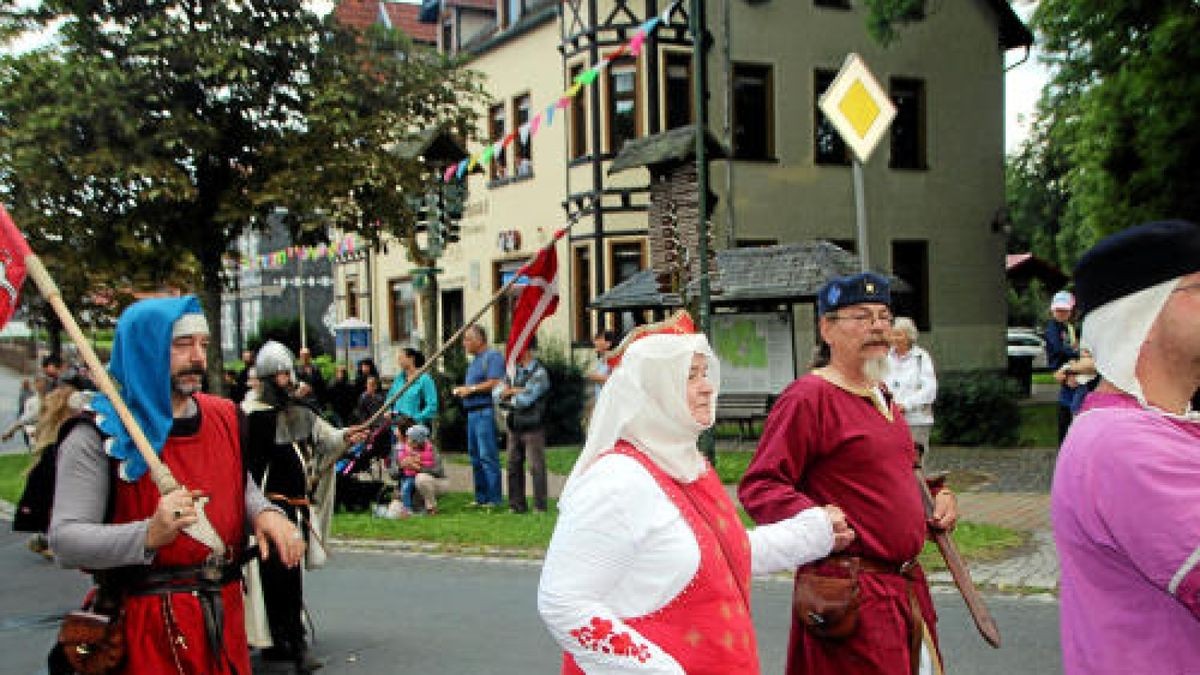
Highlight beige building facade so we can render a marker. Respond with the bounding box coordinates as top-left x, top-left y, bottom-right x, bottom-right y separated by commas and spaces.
334, 0, 1030, 380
